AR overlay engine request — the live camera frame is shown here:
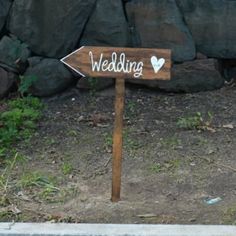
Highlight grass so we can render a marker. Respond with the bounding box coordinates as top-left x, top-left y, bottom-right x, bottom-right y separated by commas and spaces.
44, 137, 56, 145
0, 210, 19, 222
103, 130, 141, 156
149, 163, 162, 173
19, 171, 60, 201
0, 154, 75, 207
123, 130, 141, 151
149, 159, 181, 174
160, 136, 181, 149
222, 205, 236, 225
19, 171, 58, 189
0, 153, 21, 194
